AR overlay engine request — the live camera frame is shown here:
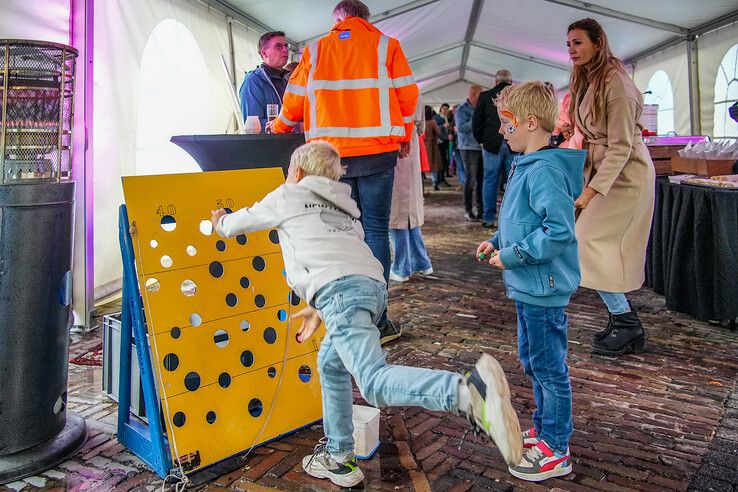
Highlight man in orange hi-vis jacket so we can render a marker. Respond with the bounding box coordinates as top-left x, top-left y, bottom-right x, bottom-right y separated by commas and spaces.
273, 0, 419, 346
